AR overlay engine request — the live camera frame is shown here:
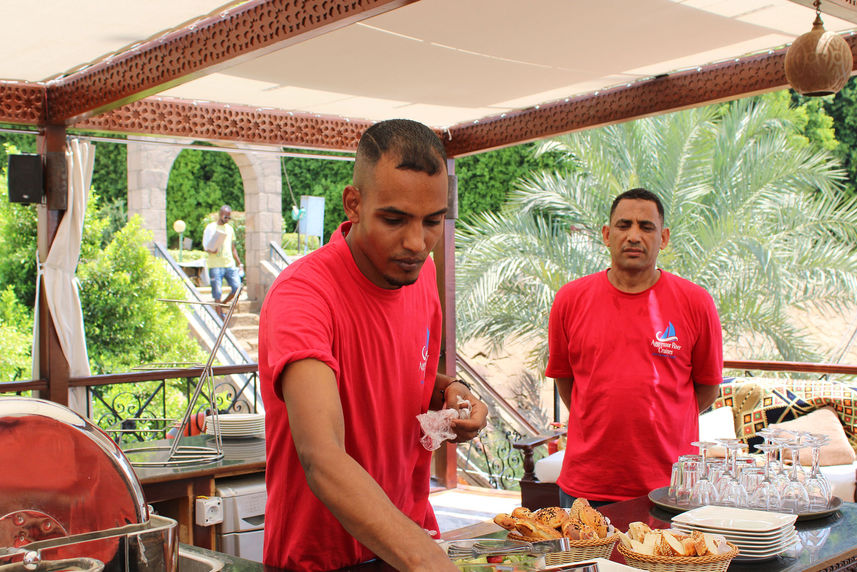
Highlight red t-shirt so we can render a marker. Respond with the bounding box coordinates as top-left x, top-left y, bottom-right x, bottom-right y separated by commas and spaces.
545, 270, 722, 501
258, 222, 442, 571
